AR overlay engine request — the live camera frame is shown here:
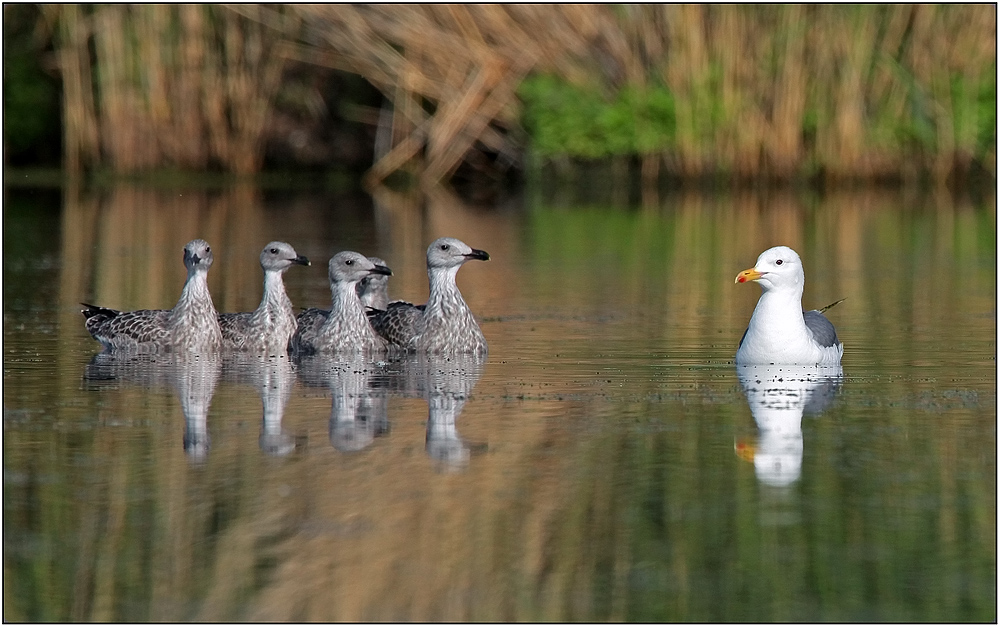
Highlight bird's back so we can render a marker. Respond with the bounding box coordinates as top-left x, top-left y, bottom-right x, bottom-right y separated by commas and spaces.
803, 309, 841, 349
369, 301, 426, 349
289, 307, 330, 354
82, 304, 171, 352
218, 311, 254, 349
